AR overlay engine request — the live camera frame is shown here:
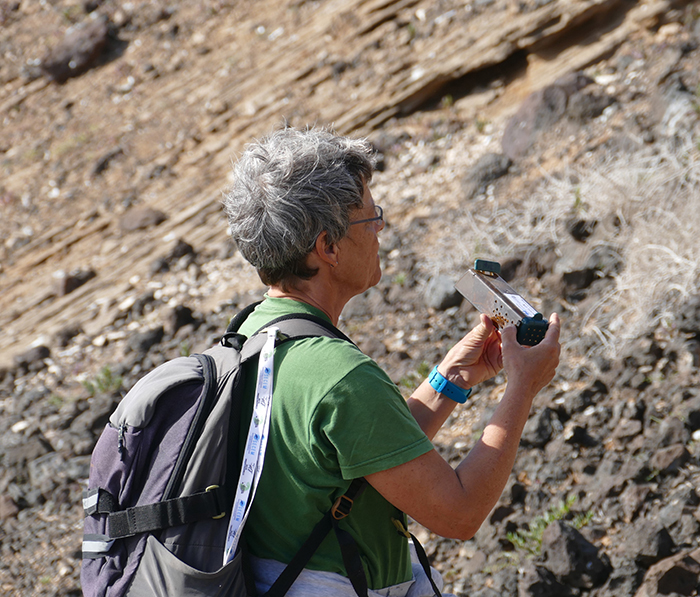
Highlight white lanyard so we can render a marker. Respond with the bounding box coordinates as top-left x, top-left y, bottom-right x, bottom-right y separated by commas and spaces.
223, 326, 279, 566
